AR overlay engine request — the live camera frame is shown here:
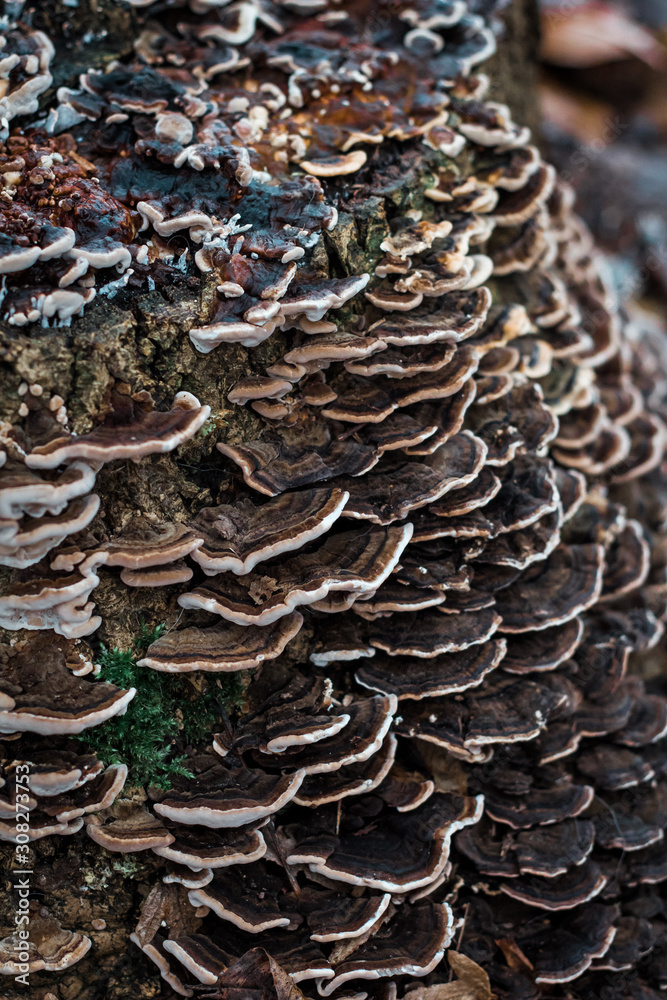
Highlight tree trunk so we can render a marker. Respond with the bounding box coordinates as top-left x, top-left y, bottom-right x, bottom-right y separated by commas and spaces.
1, 2, 664, 1000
